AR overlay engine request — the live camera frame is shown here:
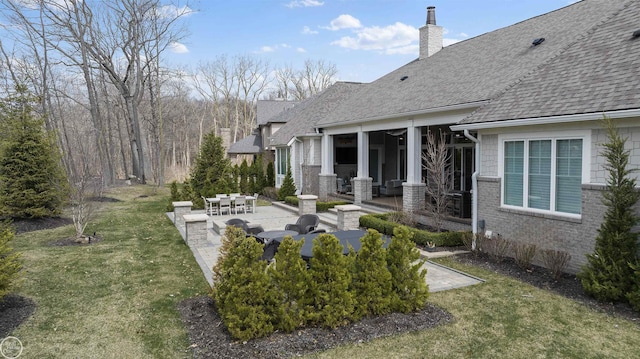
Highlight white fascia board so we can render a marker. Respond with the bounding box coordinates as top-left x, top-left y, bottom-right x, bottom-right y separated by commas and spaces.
451, 109, 640, 131
319, 100, 487, 131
